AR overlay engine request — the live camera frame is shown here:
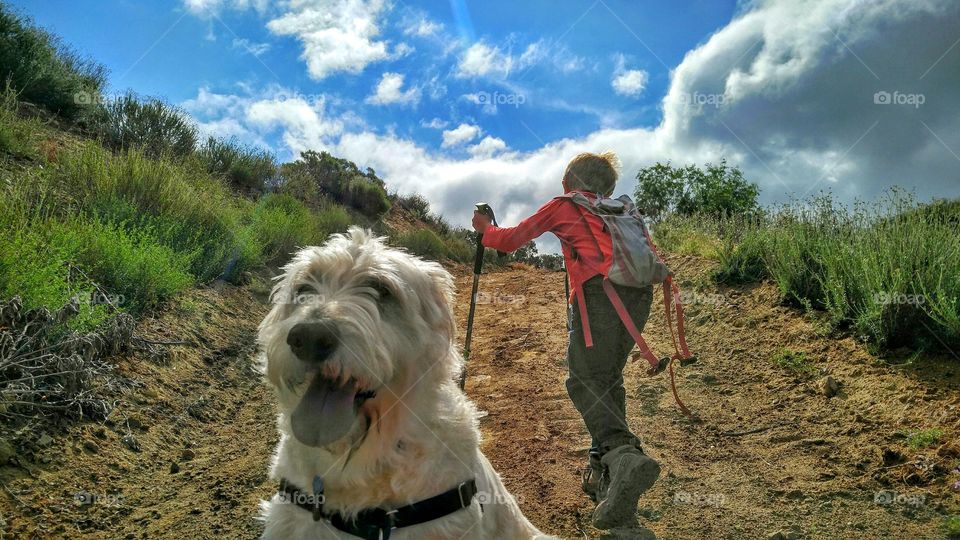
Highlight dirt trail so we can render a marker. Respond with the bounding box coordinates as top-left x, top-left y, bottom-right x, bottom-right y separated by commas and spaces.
454, 257, 959, 539
2, 256, 958, 539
